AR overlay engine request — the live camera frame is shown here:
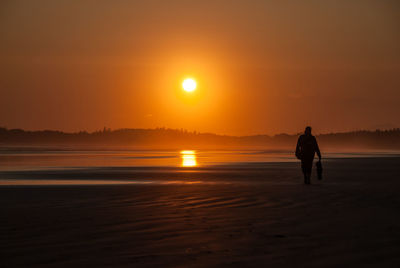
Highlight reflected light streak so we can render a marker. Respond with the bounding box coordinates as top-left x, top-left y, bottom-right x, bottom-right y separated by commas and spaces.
180, 150, 197, 167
